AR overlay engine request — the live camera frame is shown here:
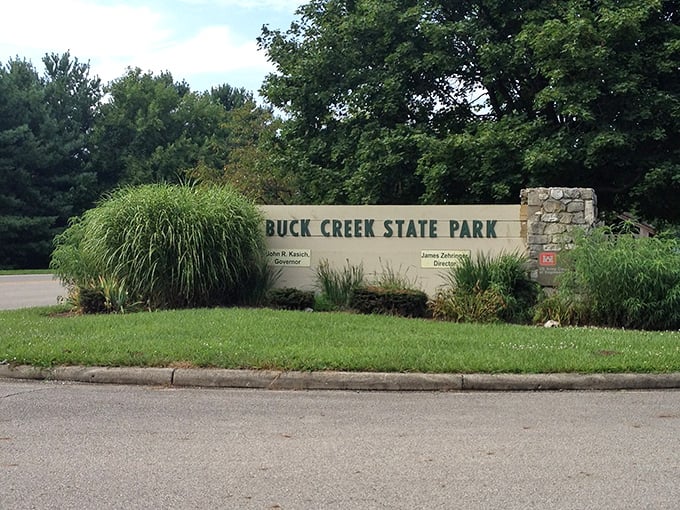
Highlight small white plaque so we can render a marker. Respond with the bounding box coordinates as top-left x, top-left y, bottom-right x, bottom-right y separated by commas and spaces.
266, 249, 311, 267
420, 250, 470, 269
